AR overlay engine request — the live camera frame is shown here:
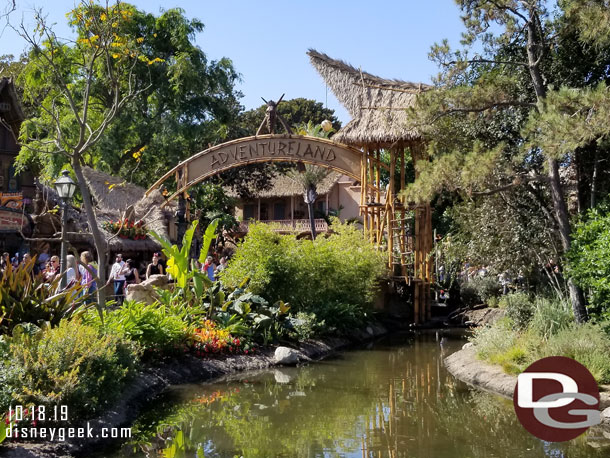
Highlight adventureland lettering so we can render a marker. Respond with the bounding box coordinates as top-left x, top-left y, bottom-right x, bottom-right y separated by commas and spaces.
209, 139, 337, 169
